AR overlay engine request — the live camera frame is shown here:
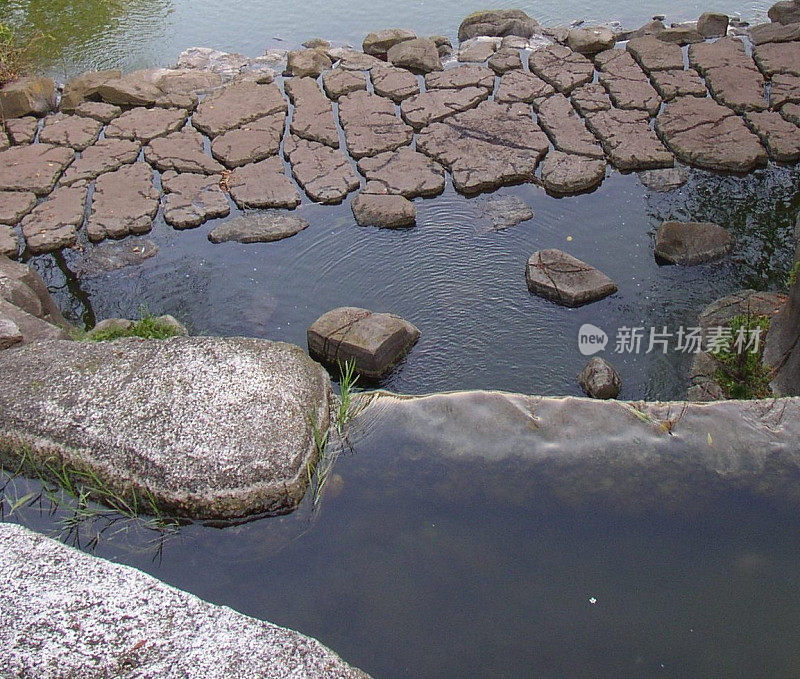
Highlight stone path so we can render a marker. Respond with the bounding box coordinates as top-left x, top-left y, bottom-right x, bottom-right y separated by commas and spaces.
0, 25, 797, 255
